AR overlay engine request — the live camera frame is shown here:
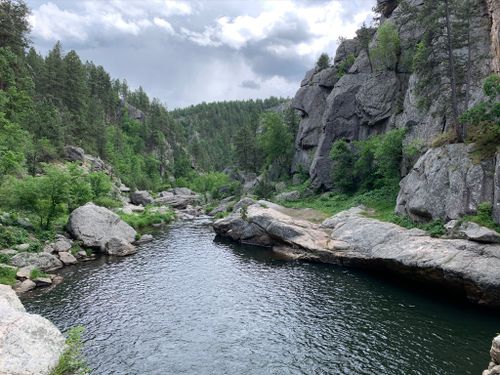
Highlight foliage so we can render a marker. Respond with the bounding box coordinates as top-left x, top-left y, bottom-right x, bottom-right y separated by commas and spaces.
0, 163, 114, 229
119, 208, 174, 229
30, 267, 48, 279
0, 225, 29, 248
461, 74, 500, 160
336, 53, 356, 78
257, 112, 294, 170
0, 265, 16, 285
370, 21, 400, 71
463, 202, 500, 233
316, 53, 330, 71
0, 253, 10, 264
177, 172, 240, 199
330, 129, 405, 193
50, 326, 90, 375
